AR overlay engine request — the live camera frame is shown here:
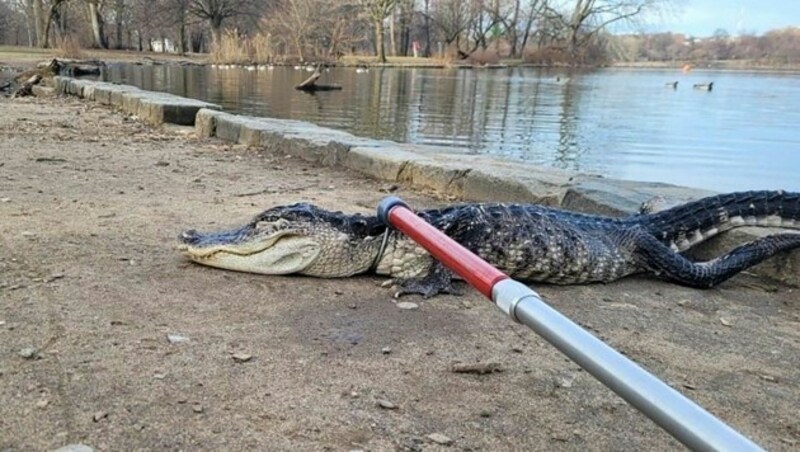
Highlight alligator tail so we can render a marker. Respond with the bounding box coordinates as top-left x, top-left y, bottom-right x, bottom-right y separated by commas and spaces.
637, 190, 800, 251
633, 229, 800, 288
